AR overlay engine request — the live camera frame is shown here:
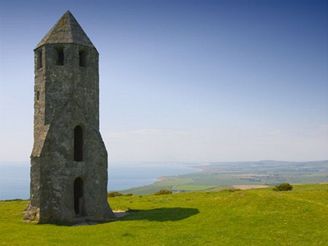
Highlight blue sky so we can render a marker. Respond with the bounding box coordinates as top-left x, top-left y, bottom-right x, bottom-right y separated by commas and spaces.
0, 0, 327, 162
